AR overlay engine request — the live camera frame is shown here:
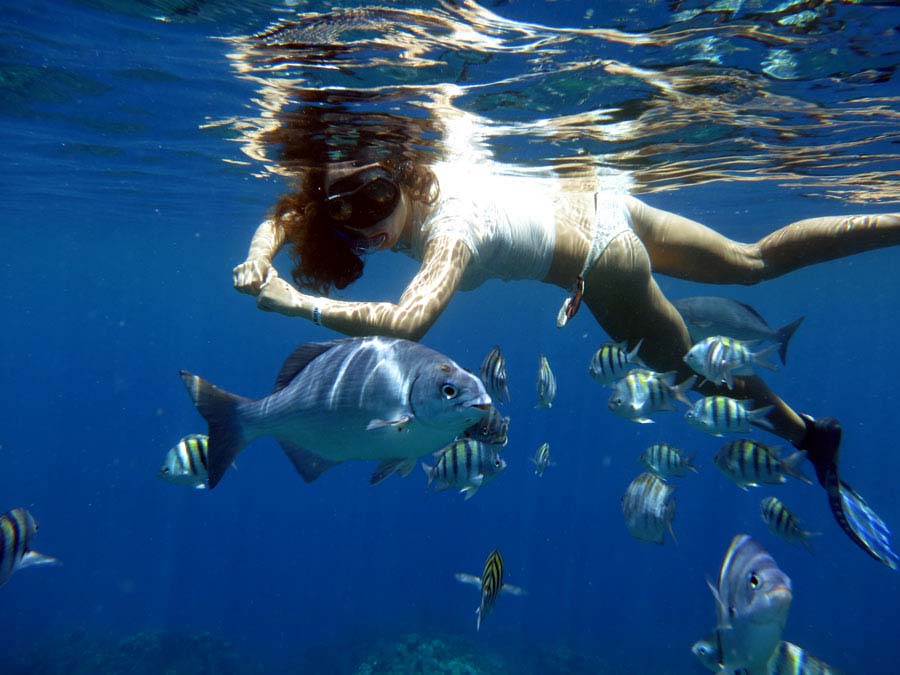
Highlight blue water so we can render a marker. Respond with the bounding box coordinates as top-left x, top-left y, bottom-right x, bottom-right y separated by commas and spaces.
2, 1, 899, 673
